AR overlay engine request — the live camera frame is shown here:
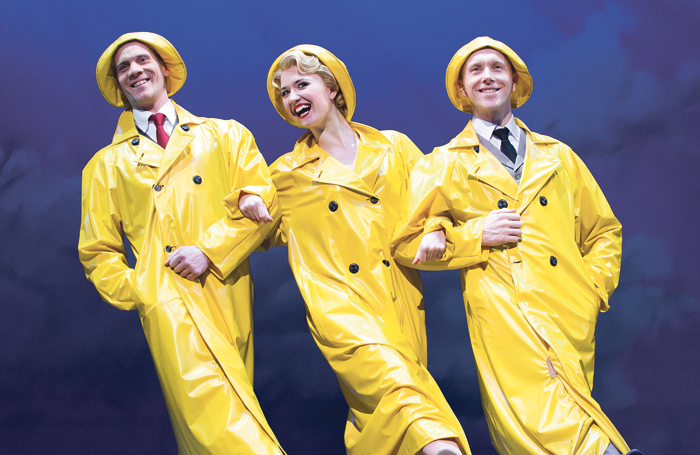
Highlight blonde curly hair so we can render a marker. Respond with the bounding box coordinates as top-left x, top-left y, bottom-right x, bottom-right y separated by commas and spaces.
271, 50, 348, 117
